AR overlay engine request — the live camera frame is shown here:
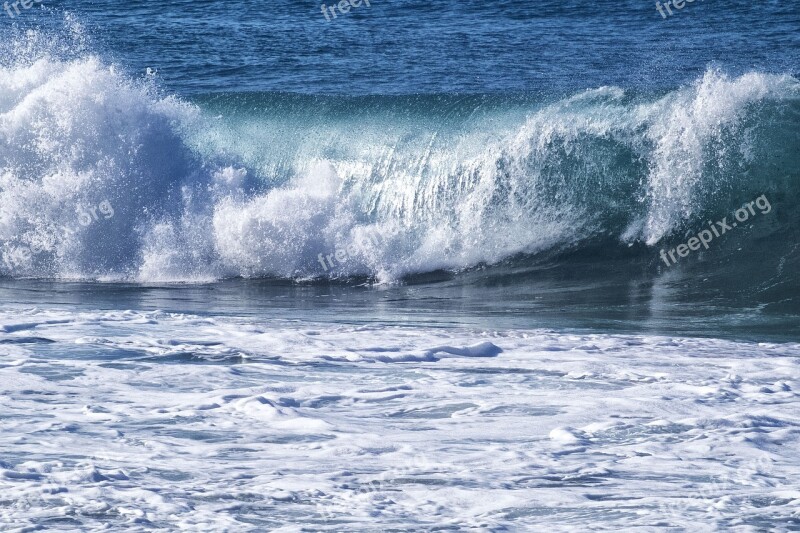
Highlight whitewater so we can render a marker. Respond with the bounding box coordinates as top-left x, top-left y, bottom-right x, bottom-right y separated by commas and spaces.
2, 306, 800, 530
